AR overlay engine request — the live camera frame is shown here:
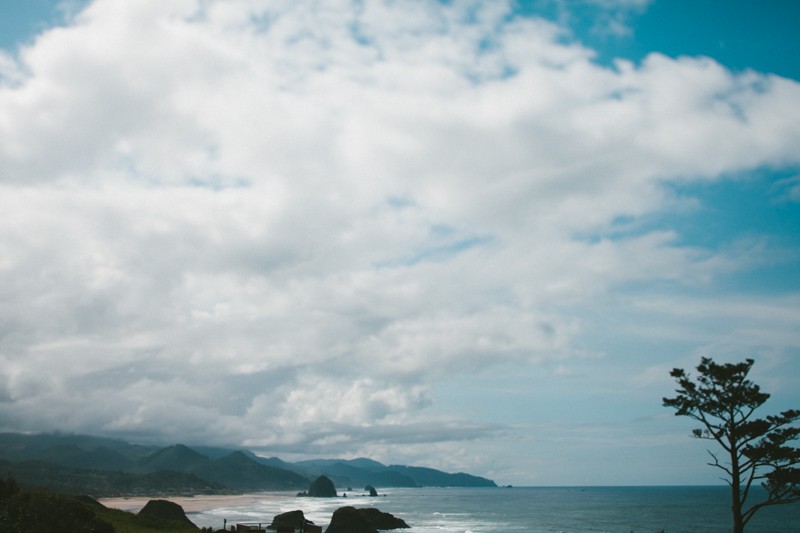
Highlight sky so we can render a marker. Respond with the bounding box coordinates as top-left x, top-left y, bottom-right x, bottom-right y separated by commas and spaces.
0, 0, 799, 487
